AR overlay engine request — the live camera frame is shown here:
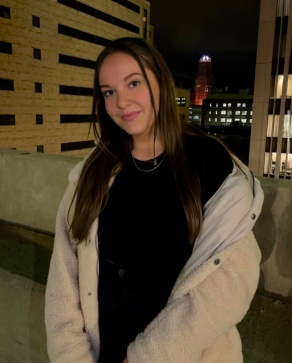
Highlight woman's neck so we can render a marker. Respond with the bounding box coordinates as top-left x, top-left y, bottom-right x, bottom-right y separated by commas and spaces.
131, 137, 164, 161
